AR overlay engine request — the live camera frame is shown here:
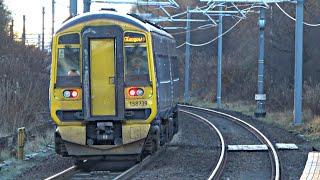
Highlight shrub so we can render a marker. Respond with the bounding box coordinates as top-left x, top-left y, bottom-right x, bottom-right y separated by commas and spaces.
0, 44, 49, 135
304, 82, 320, 115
